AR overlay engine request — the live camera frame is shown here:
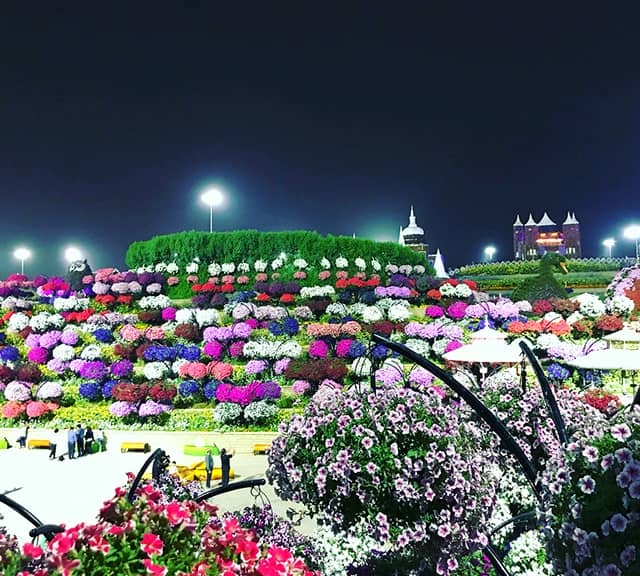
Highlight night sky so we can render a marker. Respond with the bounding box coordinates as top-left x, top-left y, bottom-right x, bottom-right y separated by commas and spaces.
1, 2, 639, 278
